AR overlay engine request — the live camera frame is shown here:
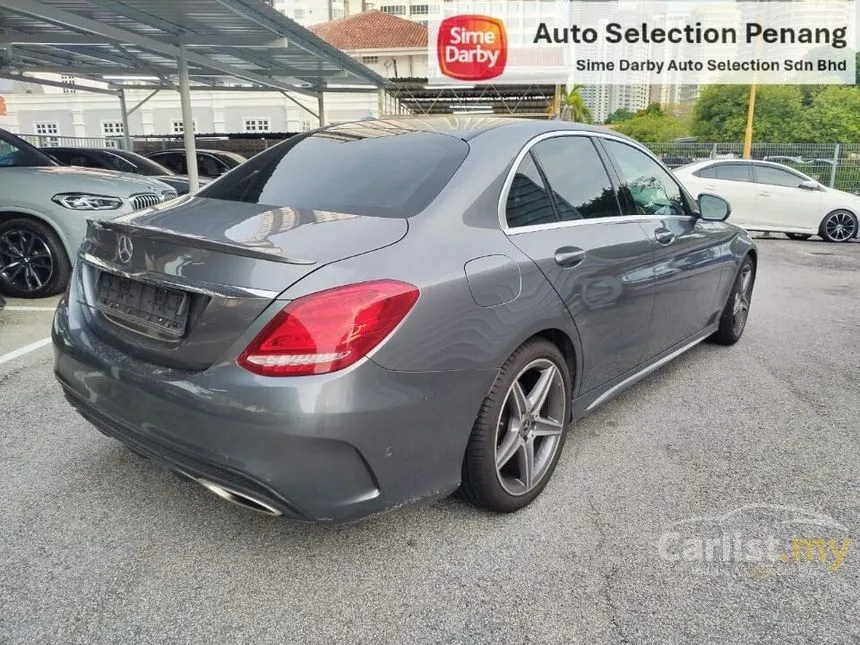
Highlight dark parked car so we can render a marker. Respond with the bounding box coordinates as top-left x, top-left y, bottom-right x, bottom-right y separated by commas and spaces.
54, 117, 756, 523
145, 148, 246, 179
41, 147, 202, 195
